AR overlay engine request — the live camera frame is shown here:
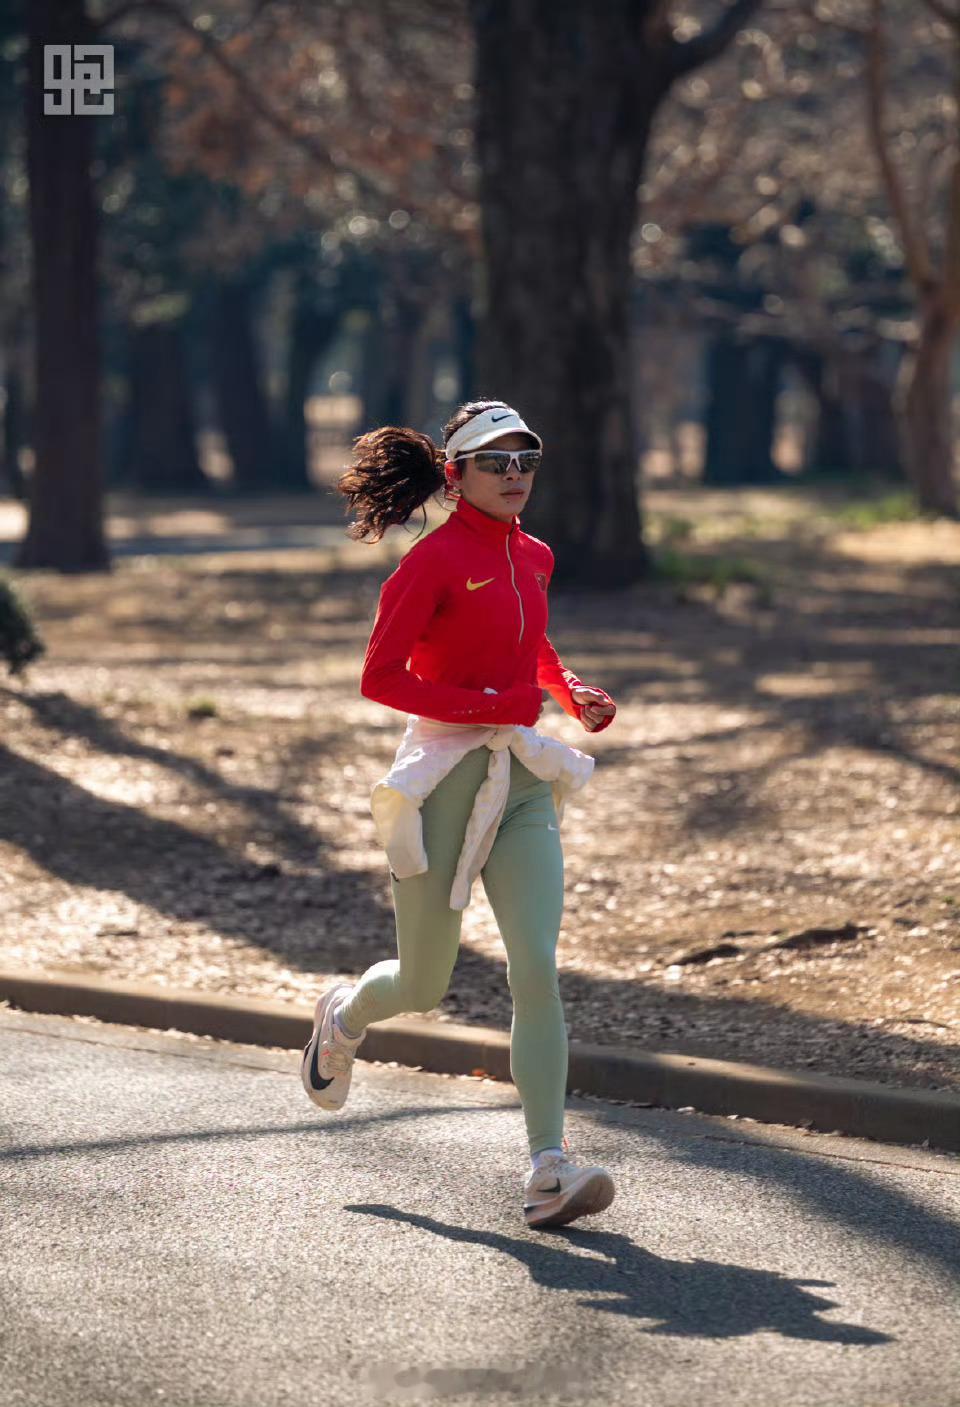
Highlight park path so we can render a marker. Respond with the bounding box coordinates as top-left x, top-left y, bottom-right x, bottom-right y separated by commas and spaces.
1, 1008, 958, 1407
